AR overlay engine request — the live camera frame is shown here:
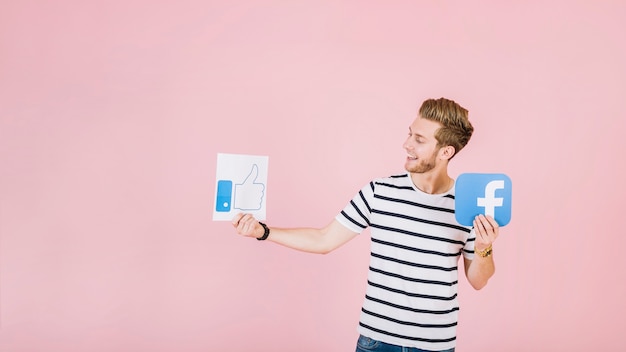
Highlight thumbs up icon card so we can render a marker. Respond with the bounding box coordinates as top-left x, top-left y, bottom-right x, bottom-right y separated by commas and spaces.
213, 153, 269, 221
